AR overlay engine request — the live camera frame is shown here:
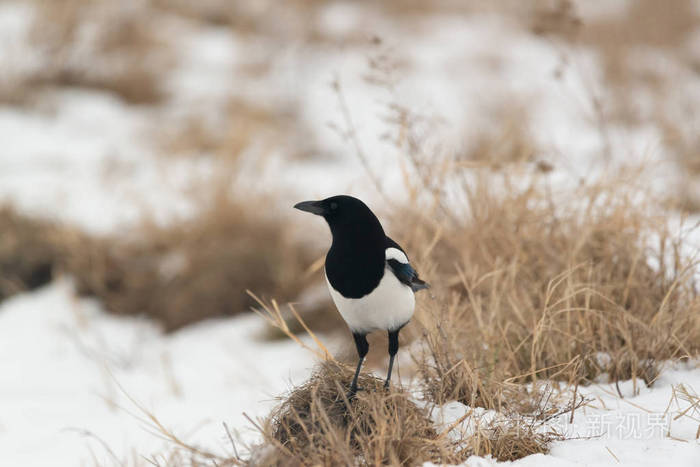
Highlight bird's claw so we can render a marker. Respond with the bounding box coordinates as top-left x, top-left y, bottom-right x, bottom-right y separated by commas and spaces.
346, 386, 365, 400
